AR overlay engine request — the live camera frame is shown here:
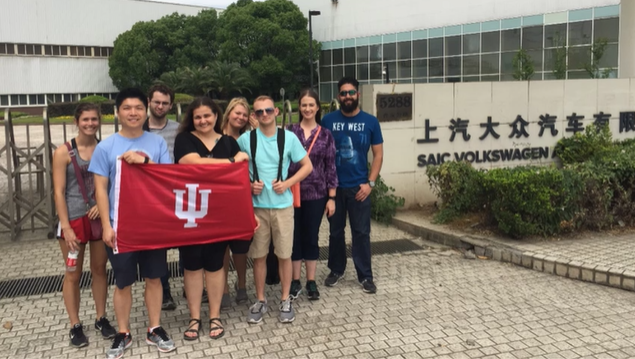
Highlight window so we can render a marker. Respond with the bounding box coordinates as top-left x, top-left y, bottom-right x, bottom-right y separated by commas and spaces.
481, 53, 500, 74
369, 62, 383, 79
53, 46, 60, 56
85, 47, 92, 56
344, 47, 355, 64
320, 50, 332, 66
383, 43, 396, 61
332, 49, 343, 65
44, 45, 52, 55
413, 39, 427, 58
445, 56, 461, 76
398, 60, 411, 78
445, 36, 461, 56
77, 46, 84, 57
0, 43, 5, 54
481, 74, 500, 82
26, 44, 34, 55
599, 44, 618, 68
429, 38, 443, 57
369, 45, 382, 62
53, 94, 63, 103
0, 95, 8, 106
481, 31, 500, 52
501, 52, 516, 74
17, 44, 26, 54
356, 46, 368, 63
357, 63, 369, 80
70, 46, 77, 56
34, 45, 42, 55
522, 26, 543, 50
463, 33, 480, 54
594, 18, 619, 43
320, 67, 331, 82
544, 24, 567, 48
568, 46, 590, 70
526, 50, 543, 72
397, 41, 411, 60
501, 29, 520, 51
429, 58, 444, 76
344, 65, 355, 78
569, 21, 592, 46
29, 95, 37, 105
6, 44, 15, 54
463, 55, 480, 76
10, 95, 19, 105
38, 94, 45, 104
60, 46, 67, 56
333, 65, 344, 80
